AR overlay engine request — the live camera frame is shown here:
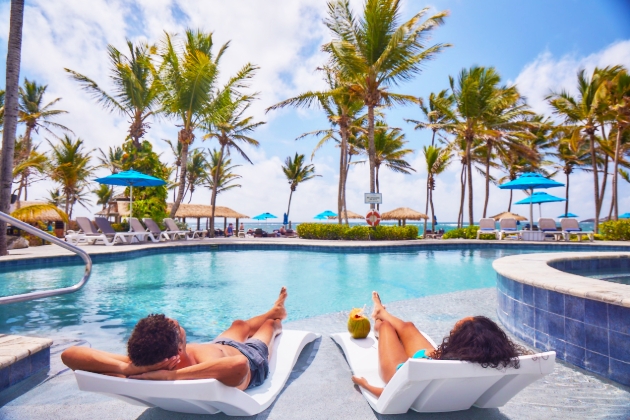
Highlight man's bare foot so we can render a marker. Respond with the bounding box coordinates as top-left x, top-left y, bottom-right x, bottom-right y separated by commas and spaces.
371, 291, 386, 320
270, 287, 288, 320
